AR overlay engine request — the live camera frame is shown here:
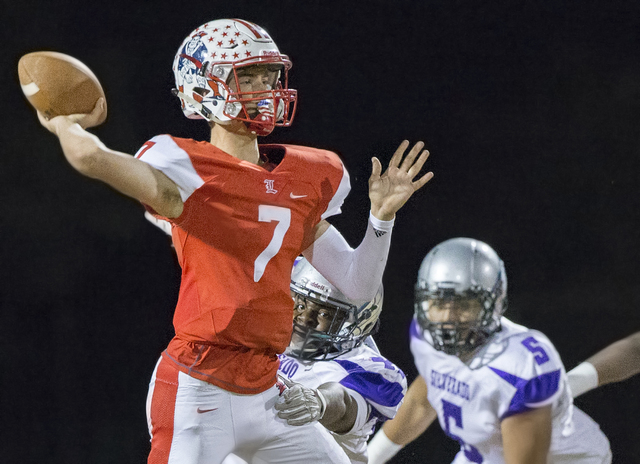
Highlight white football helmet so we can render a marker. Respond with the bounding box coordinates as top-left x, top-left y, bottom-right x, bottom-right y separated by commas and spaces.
287, 257, 383, 361
414, 238, 508, 355
172, 18, 297, 135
